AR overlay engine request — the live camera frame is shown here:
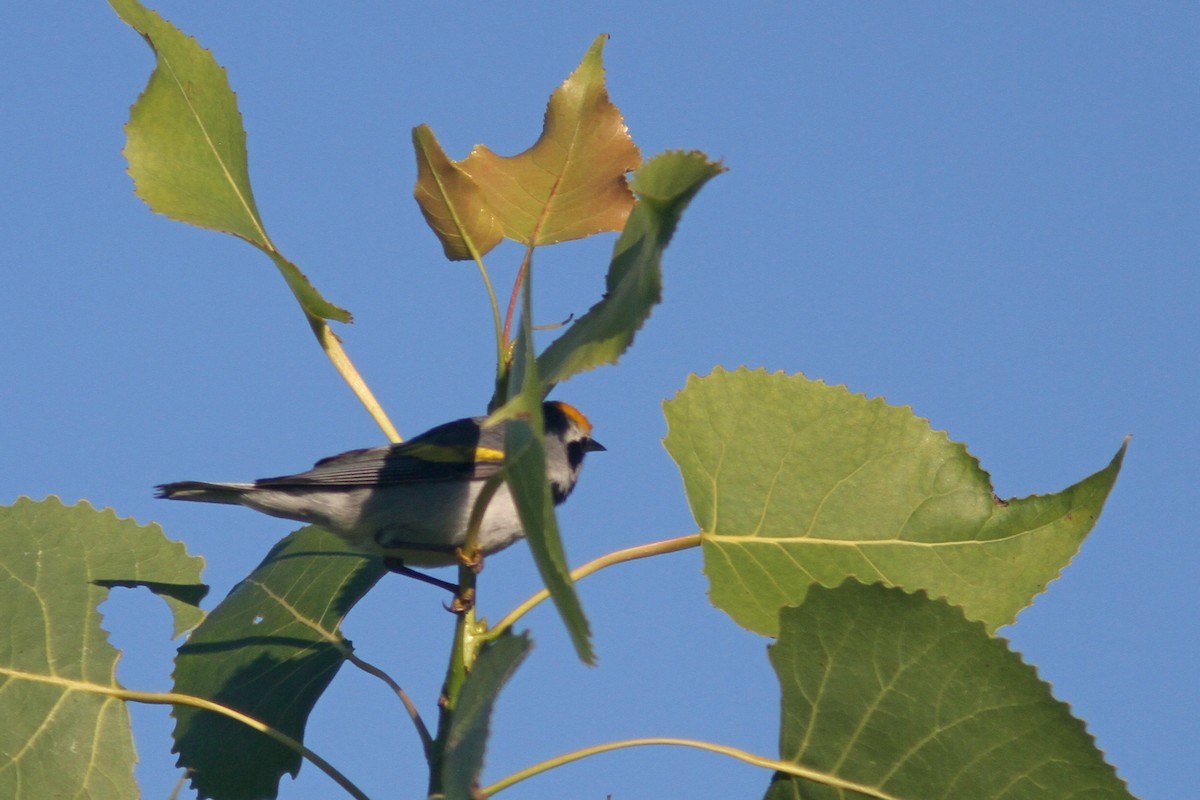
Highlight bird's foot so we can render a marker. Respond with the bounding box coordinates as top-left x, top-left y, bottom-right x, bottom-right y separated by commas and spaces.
455, 546, 484, 573
445, 587, 475, 615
